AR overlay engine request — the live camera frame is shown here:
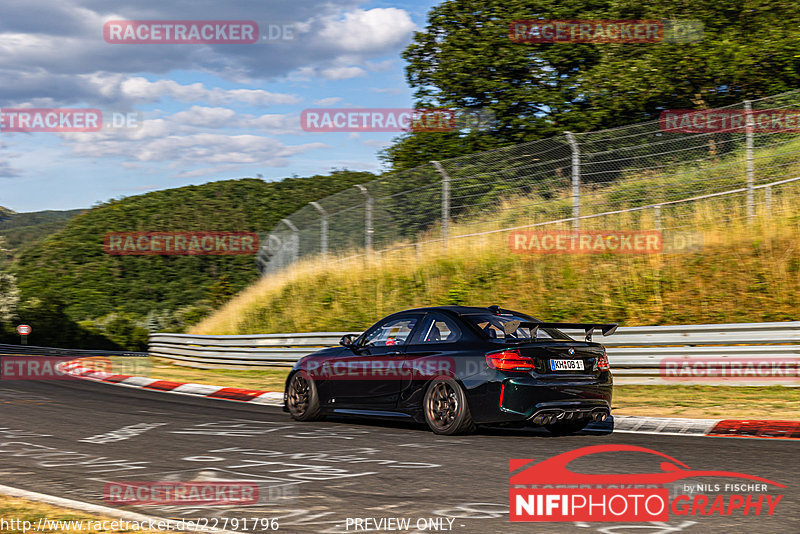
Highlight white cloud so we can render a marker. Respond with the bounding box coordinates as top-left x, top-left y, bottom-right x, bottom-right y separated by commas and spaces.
371, 87, 406, 95
0, 1, 410, 202
116, 77, 300, 106
0, 3, 416, 106
320, 66, 367, 80
318, 8, 415, 53
58, 106, 323, 177
0, 161, 21, 178
314, 96, 343, 106
362, 139, 392, 148
166, 106, 301, 134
